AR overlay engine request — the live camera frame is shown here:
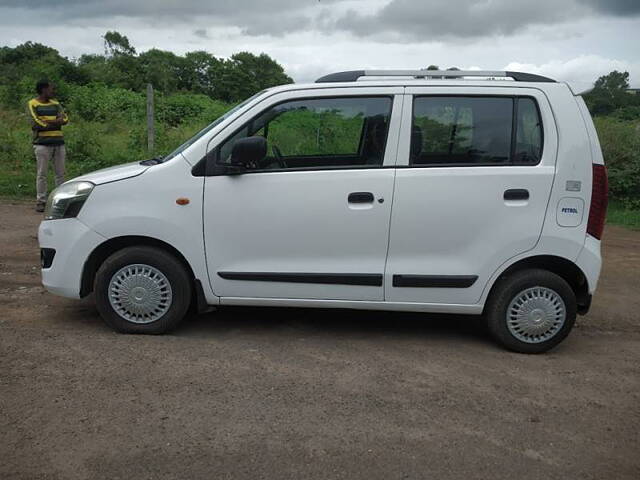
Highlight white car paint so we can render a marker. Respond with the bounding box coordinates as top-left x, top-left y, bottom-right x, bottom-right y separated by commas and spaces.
38, 76, 604, 319
73, 161, 150, 185
38, 217, 106, 297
